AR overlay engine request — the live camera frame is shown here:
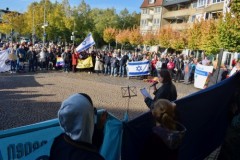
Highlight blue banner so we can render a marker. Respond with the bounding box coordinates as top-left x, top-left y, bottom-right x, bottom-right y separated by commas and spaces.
0, 110, 123, 160
0, 119, 62, 160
